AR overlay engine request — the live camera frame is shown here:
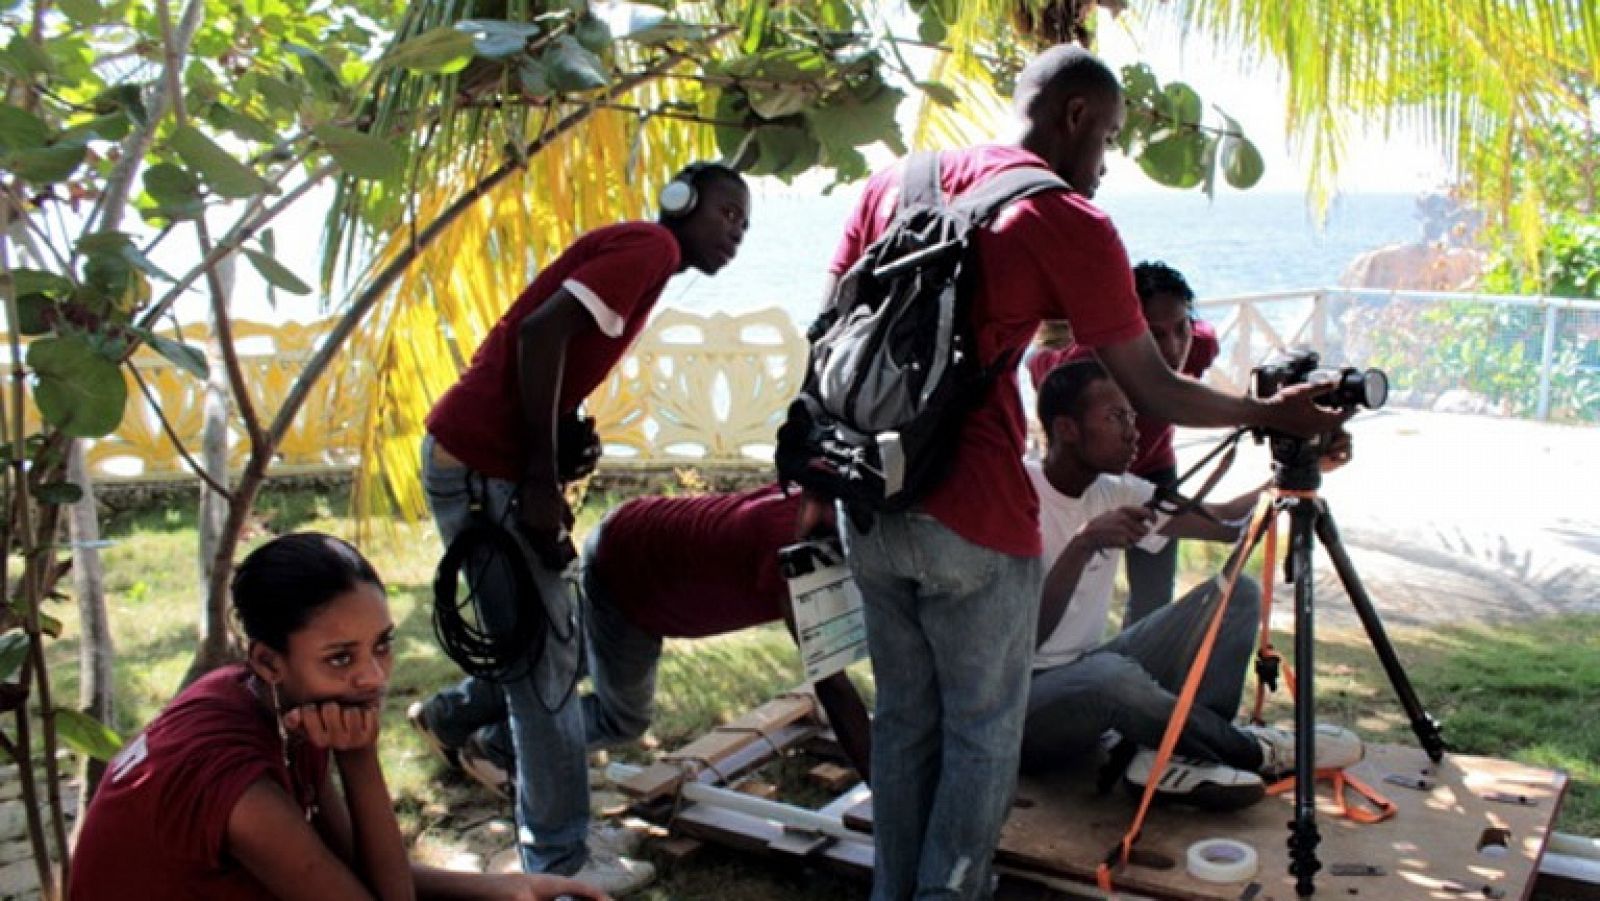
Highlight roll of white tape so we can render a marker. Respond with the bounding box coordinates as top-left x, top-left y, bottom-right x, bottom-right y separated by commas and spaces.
1187, 838, 1259, 883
